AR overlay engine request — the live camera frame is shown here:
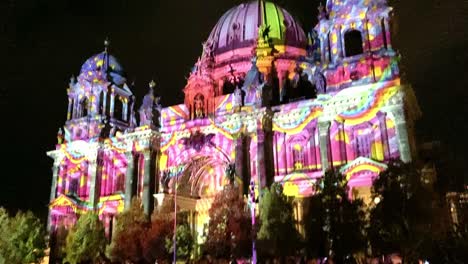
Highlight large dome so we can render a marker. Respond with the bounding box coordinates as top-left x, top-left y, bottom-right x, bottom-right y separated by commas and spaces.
206, 0, 307, 55
79, 52, 126, 85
